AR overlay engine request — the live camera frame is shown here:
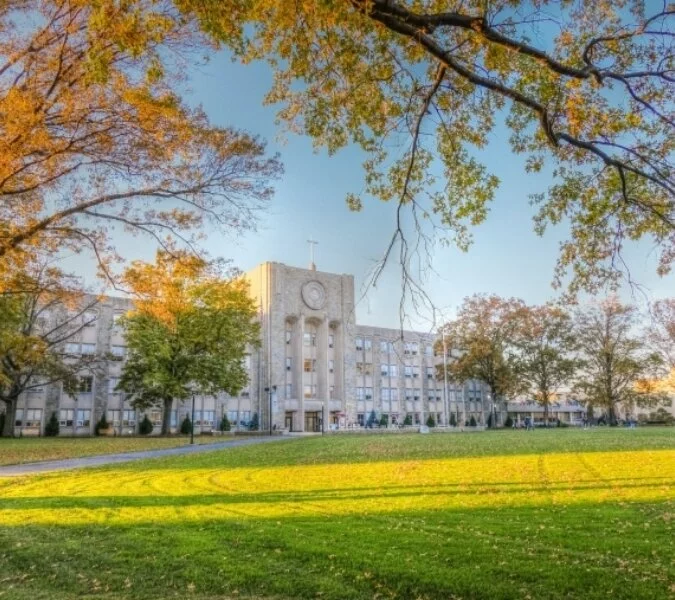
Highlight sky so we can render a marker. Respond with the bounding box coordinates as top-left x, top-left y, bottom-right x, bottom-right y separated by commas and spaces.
70, 49, 673, 330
